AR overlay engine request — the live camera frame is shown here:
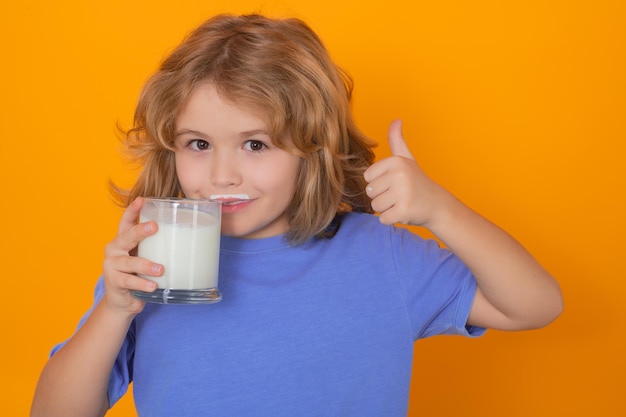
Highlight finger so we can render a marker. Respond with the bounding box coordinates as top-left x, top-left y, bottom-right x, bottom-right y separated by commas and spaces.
365, 173, 393, 199
105, 220, 158, 257
370, 191, 396, 214
118, 273, 159, 293
364, 120, 413, 183
378, 208, 402, 226
365, 155, 401, 183
104, 254, 164, 277
118, 197, 145, 234
388, 119, 414, 160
